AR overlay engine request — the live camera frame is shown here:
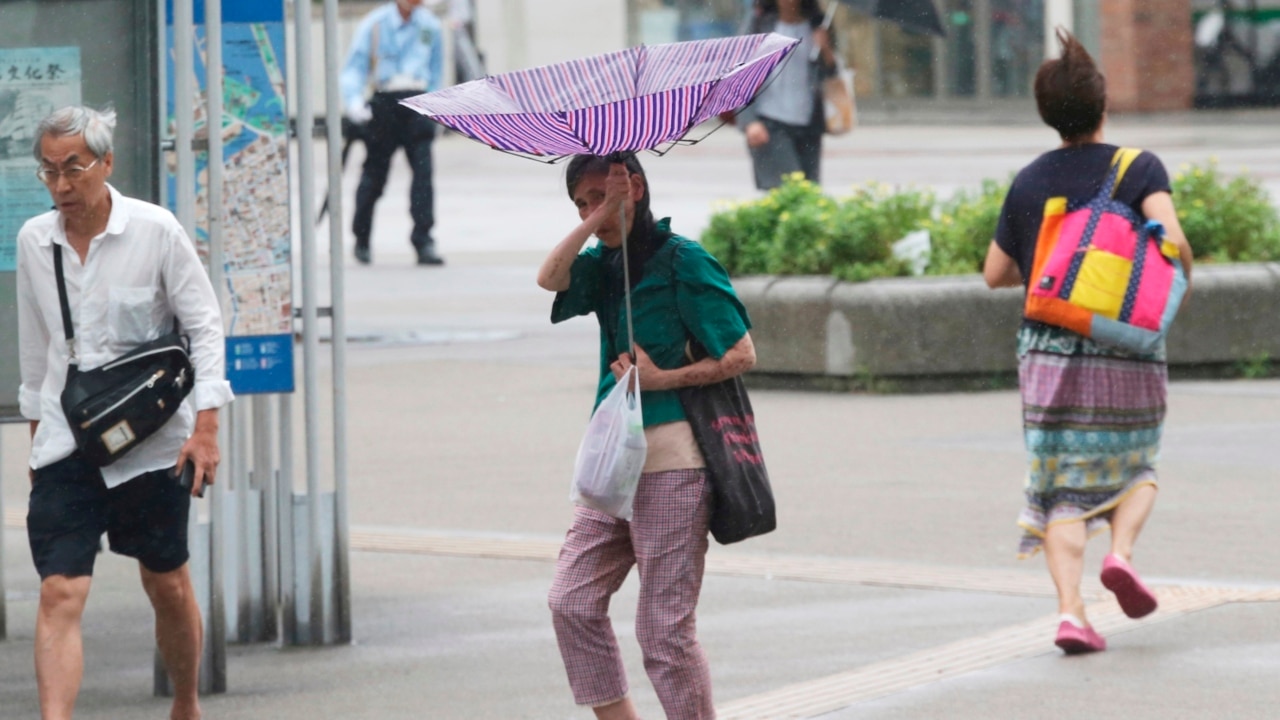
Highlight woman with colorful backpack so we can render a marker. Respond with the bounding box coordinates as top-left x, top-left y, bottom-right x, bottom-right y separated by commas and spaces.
983, 29, 1194, 654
